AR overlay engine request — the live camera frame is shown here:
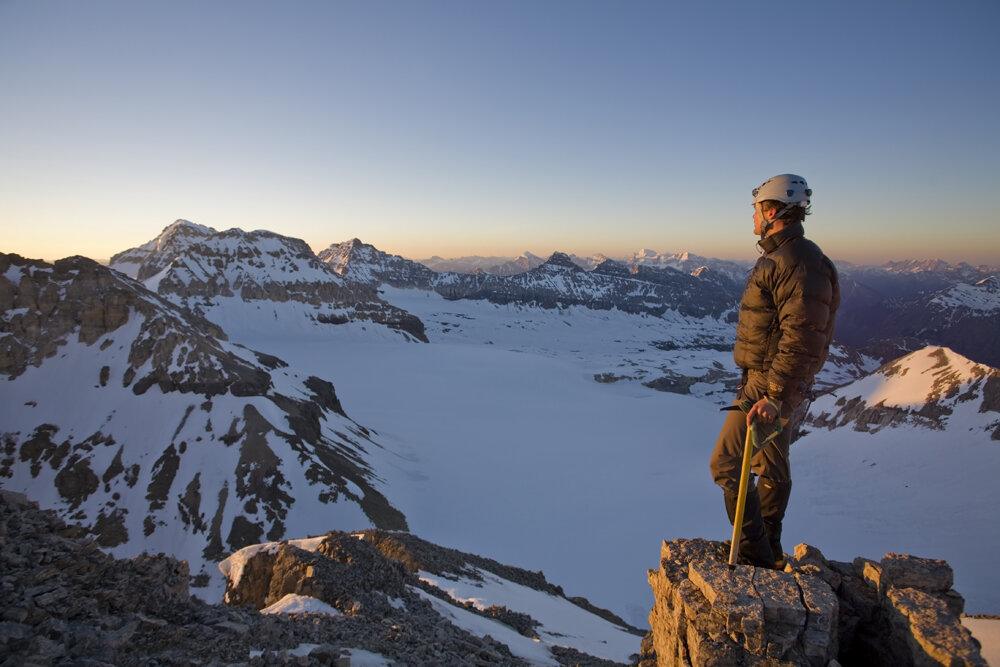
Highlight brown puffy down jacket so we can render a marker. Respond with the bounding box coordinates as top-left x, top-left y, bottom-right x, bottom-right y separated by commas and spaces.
734, 222, 840, 404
